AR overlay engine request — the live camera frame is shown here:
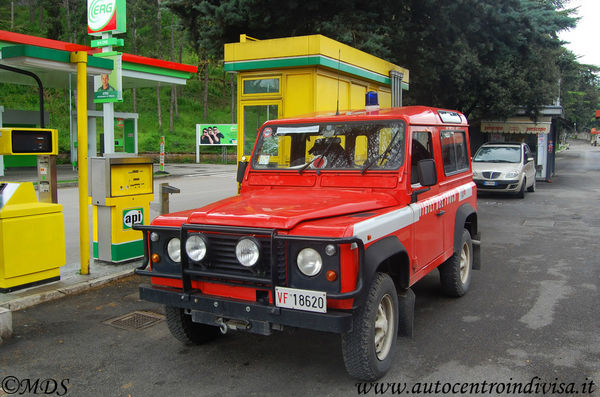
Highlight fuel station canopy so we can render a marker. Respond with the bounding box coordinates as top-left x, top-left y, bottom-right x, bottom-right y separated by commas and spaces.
0, 30, 196, 89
